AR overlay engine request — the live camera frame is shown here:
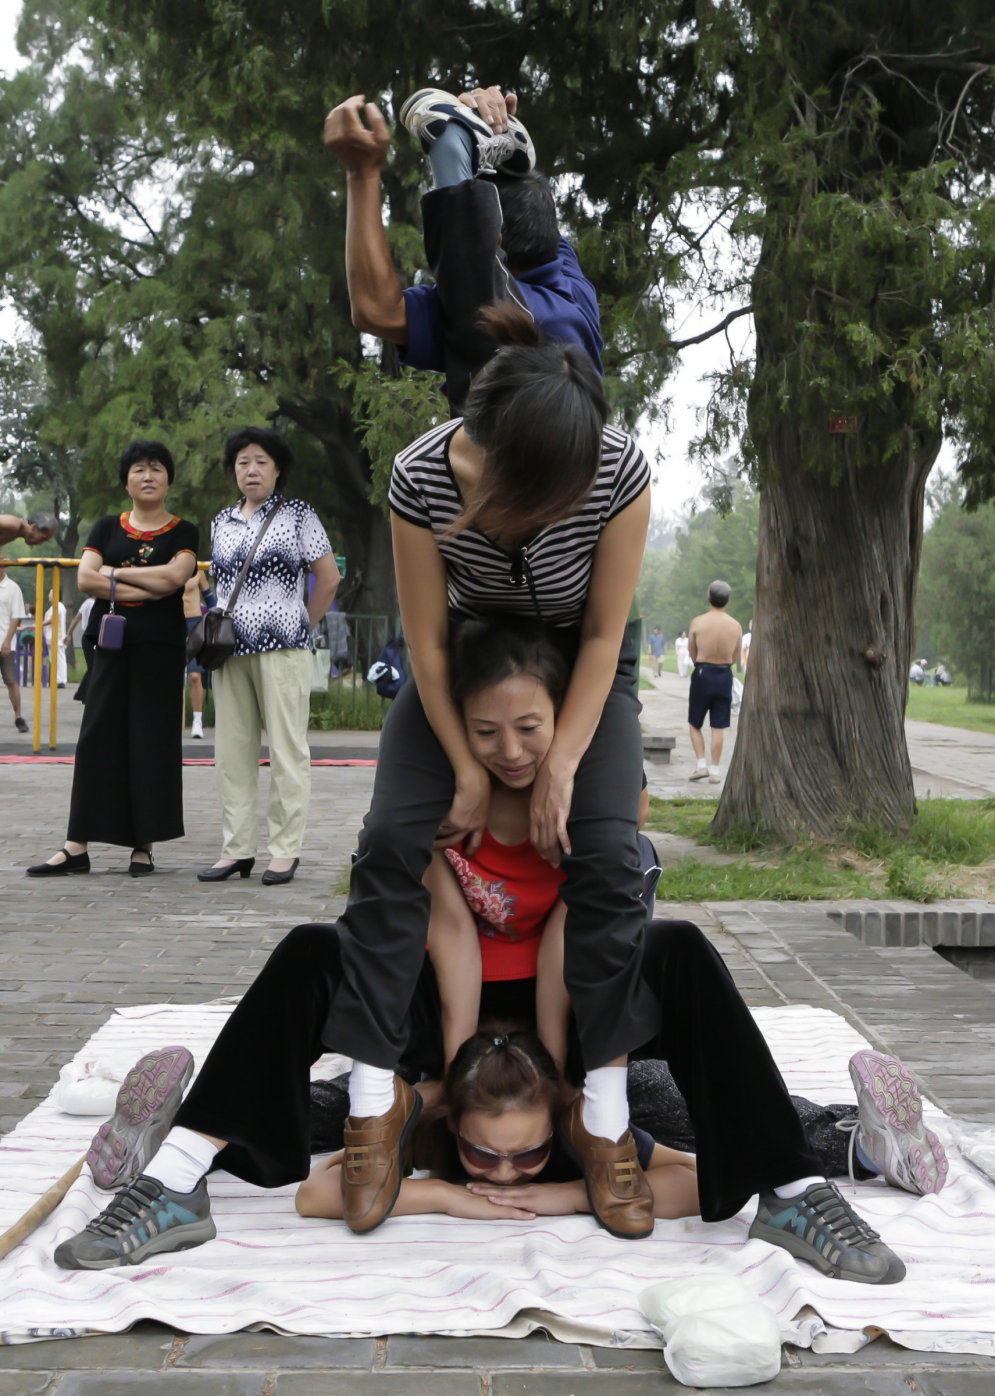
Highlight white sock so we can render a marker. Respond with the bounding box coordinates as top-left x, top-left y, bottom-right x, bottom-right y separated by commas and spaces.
581, 1065, 629, 1142
772, 1175, 825, 1200
695, 758, 707, 770
145, 1126, 219, 1193
348, 1061, 396, 1118
708, 765, 720, 777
